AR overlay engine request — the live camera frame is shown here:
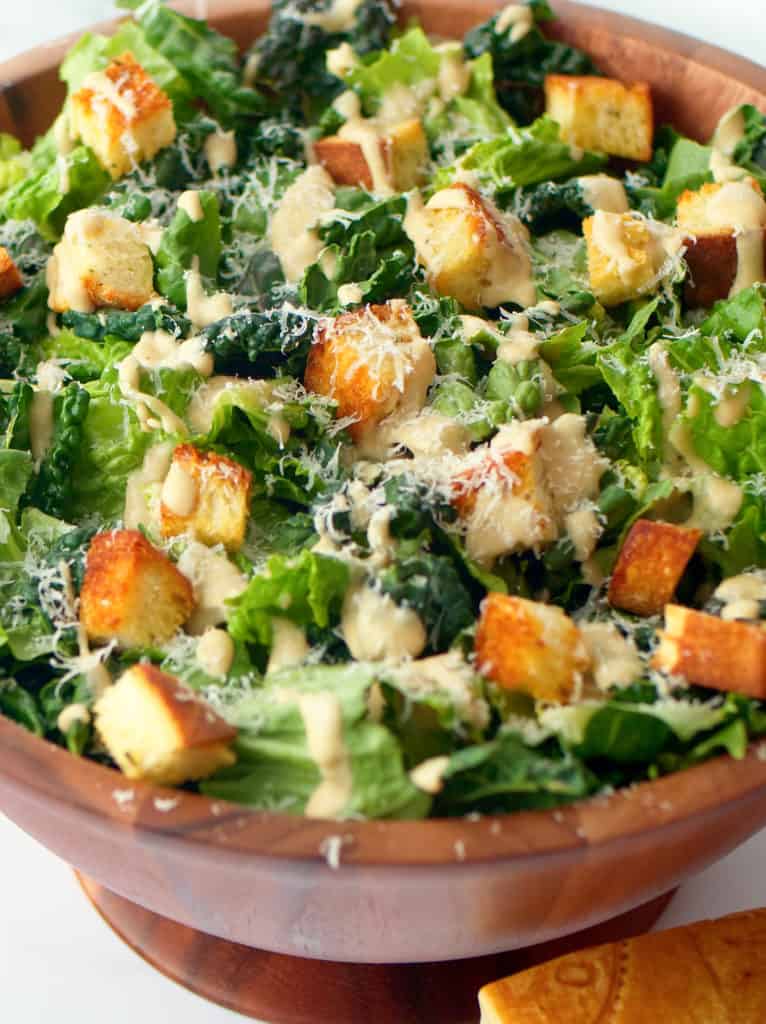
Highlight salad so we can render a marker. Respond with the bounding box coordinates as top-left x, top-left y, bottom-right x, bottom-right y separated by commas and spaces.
0, 0, 765, 822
